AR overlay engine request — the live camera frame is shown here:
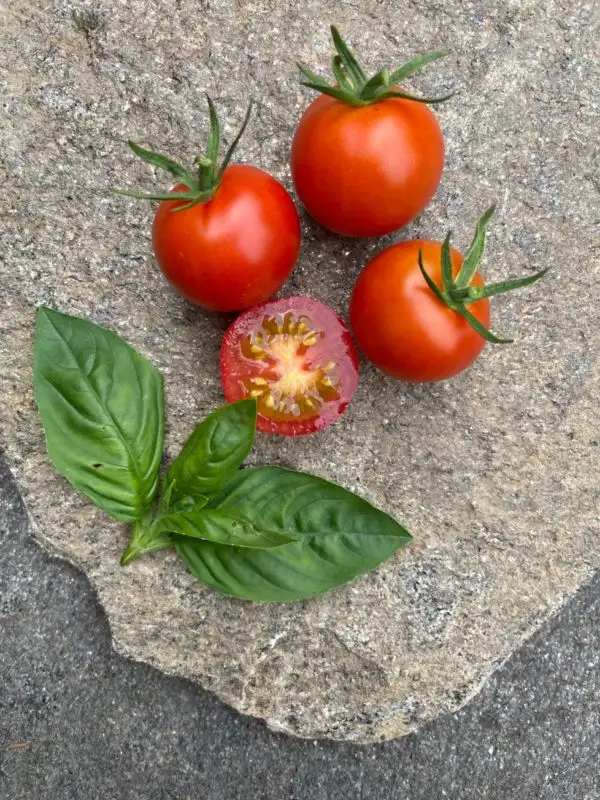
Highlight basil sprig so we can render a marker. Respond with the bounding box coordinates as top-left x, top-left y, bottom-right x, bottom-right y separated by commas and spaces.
34, 308, 412, 602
